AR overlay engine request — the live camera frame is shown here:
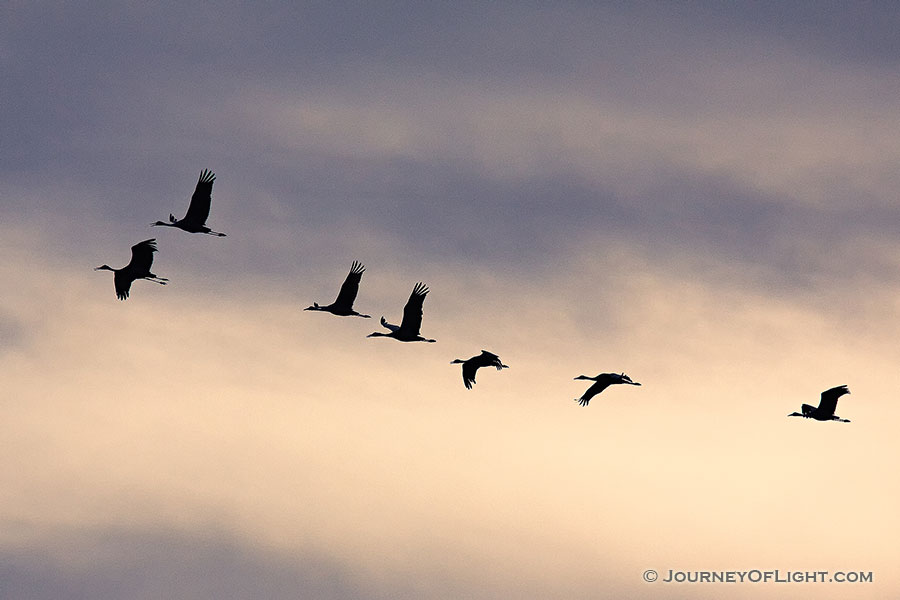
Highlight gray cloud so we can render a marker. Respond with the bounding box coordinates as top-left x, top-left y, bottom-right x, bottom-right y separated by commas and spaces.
0, 527, 368, 600
5, 1, 900, 312
0, 524, 629, 600
679, 1, 900, 67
